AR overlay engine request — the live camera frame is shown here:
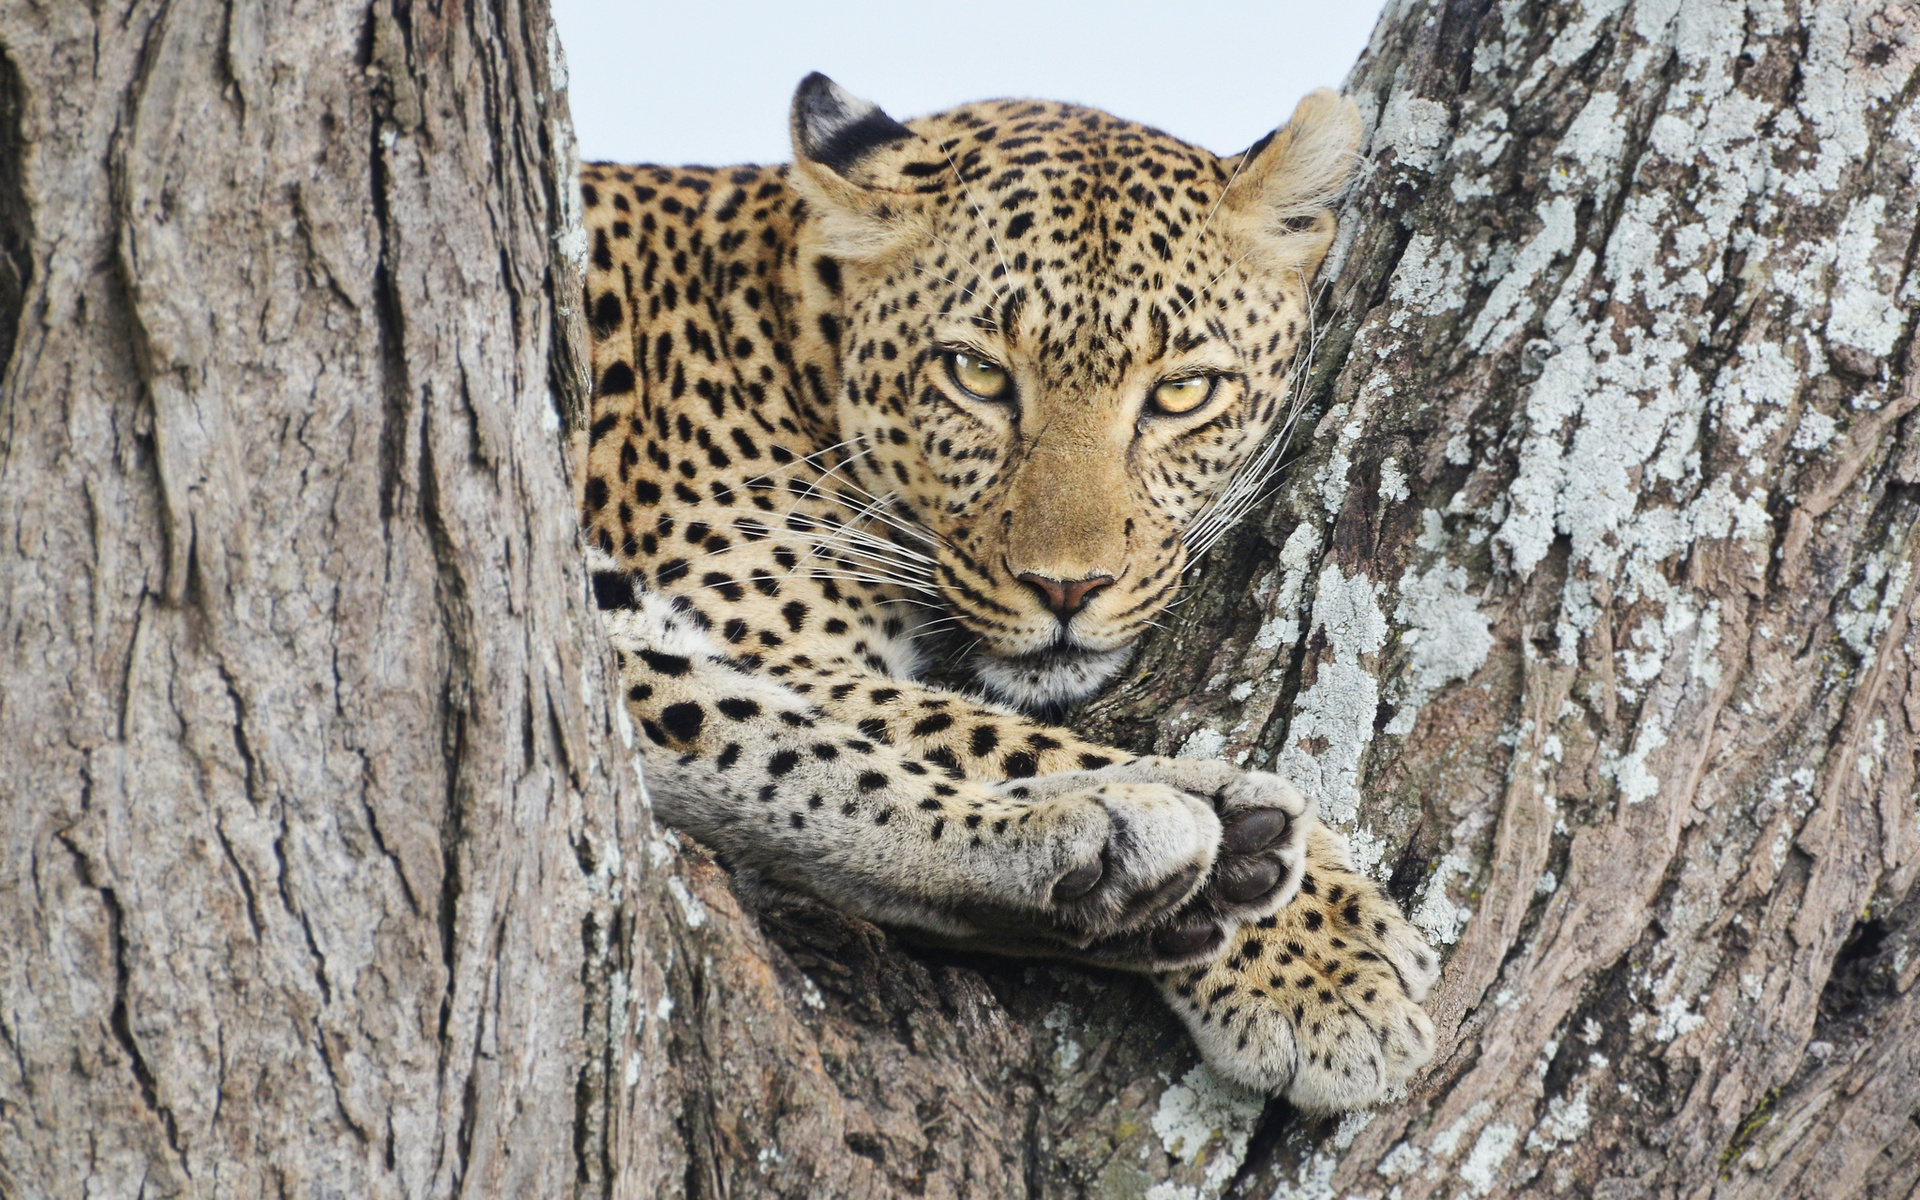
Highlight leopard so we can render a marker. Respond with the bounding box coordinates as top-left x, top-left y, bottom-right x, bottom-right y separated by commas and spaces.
575, 72, 1439, 1111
